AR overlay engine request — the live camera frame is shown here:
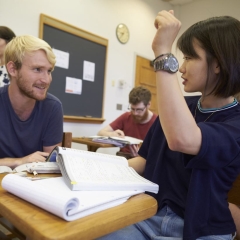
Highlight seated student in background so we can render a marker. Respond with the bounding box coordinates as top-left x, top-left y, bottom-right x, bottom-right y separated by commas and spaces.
0, 26, 16, 87
98, 86, 157, 159
98, 10, 240, 240
0, 35, 63, 168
